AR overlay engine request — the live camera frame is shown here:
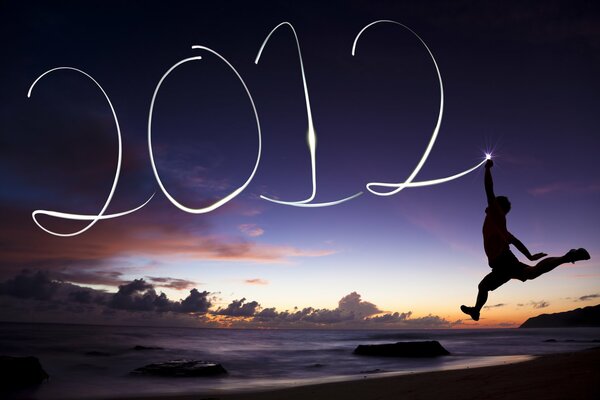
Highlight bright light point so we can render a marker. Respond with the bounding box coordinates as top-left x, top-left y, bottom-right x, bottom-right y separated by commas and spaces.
485, 153, 492, 160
